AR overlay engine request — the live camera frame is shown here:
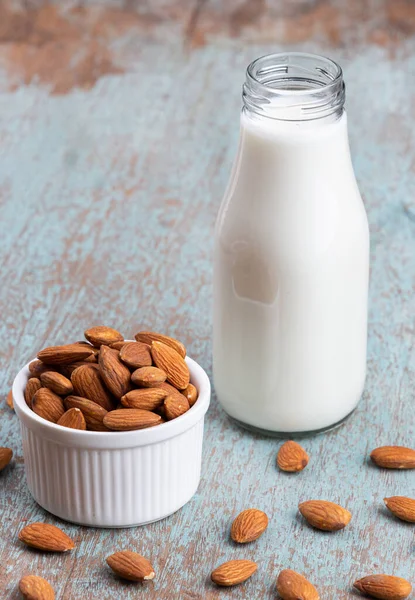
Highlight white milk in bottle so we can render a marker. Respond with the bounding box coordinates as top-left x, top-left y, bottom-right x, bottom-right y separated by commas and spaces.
213, 53, 369, 435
